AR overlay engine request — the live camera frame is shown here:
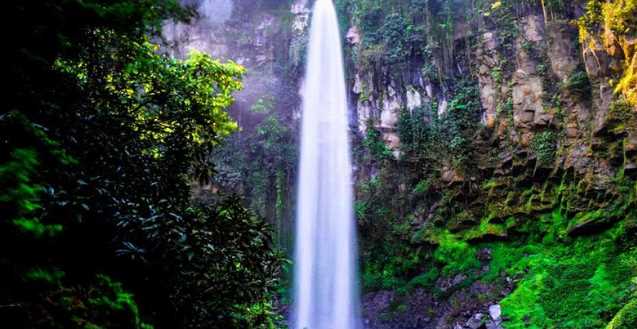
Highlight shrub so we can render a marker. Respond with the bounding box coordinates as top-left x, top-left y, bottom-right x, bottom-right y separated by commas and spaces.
363, 126, 393, 160
564, 69, 592, 100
